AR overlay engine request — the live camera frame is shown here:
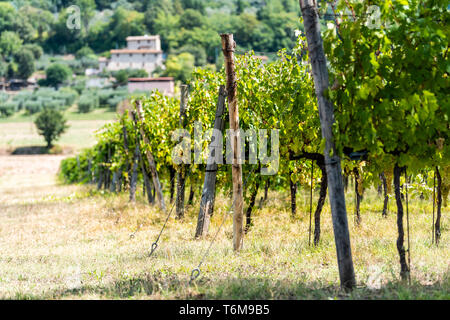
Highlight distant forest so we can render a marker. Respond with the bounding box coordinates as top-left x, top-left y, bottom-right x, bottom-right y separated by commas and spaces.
0, 0, 313, 68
